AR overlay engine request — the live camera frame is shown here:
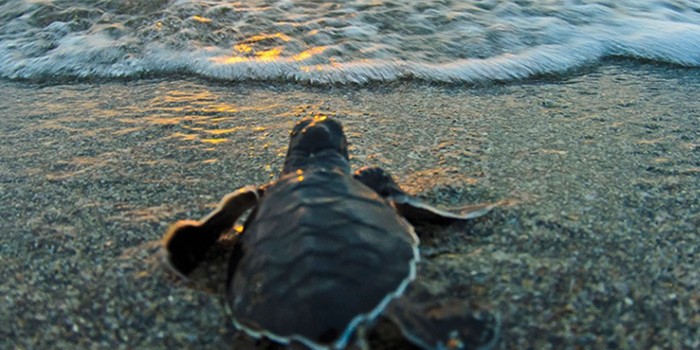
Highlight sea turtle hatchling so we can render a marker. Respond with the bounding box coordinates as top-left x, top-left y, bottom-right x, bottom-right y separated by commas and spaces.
163, 116, 499, 350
